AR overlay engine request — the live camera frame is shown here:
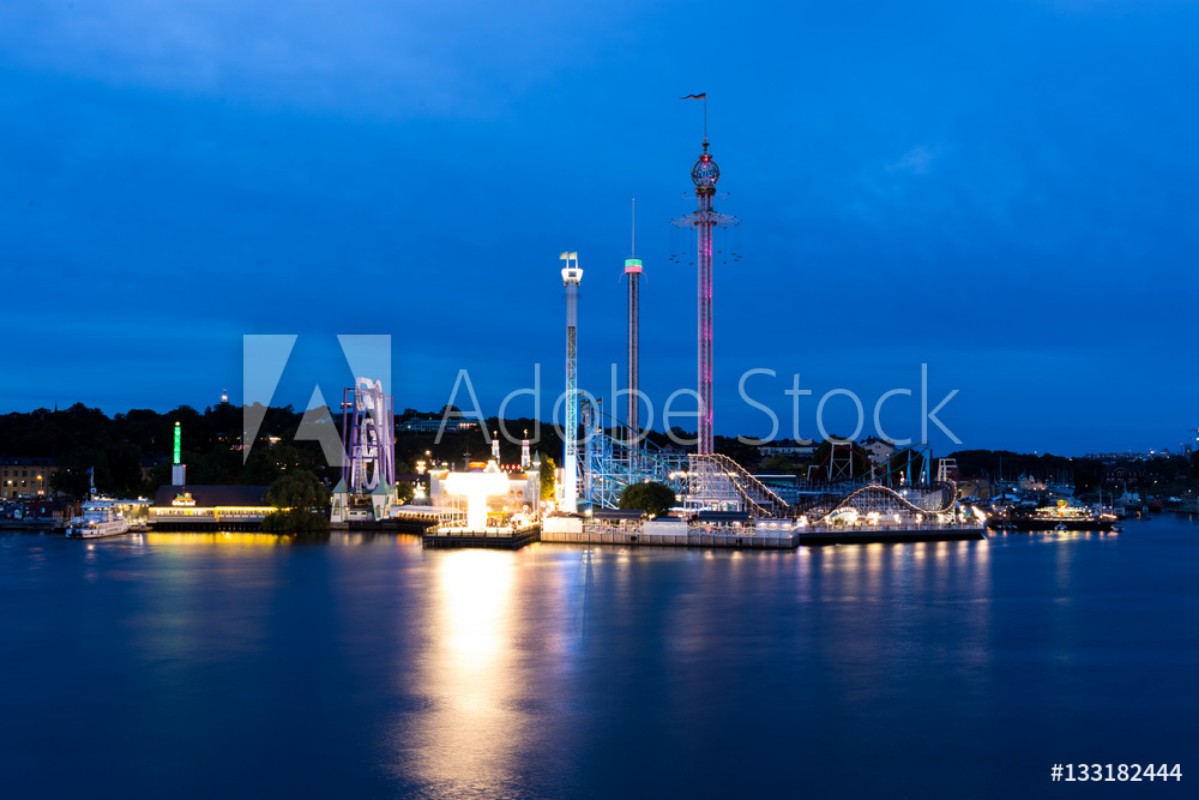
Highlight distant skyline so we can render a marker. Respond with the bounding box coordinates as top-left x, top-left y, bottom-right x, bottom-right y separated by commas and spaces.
1, 1, 1196, 456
